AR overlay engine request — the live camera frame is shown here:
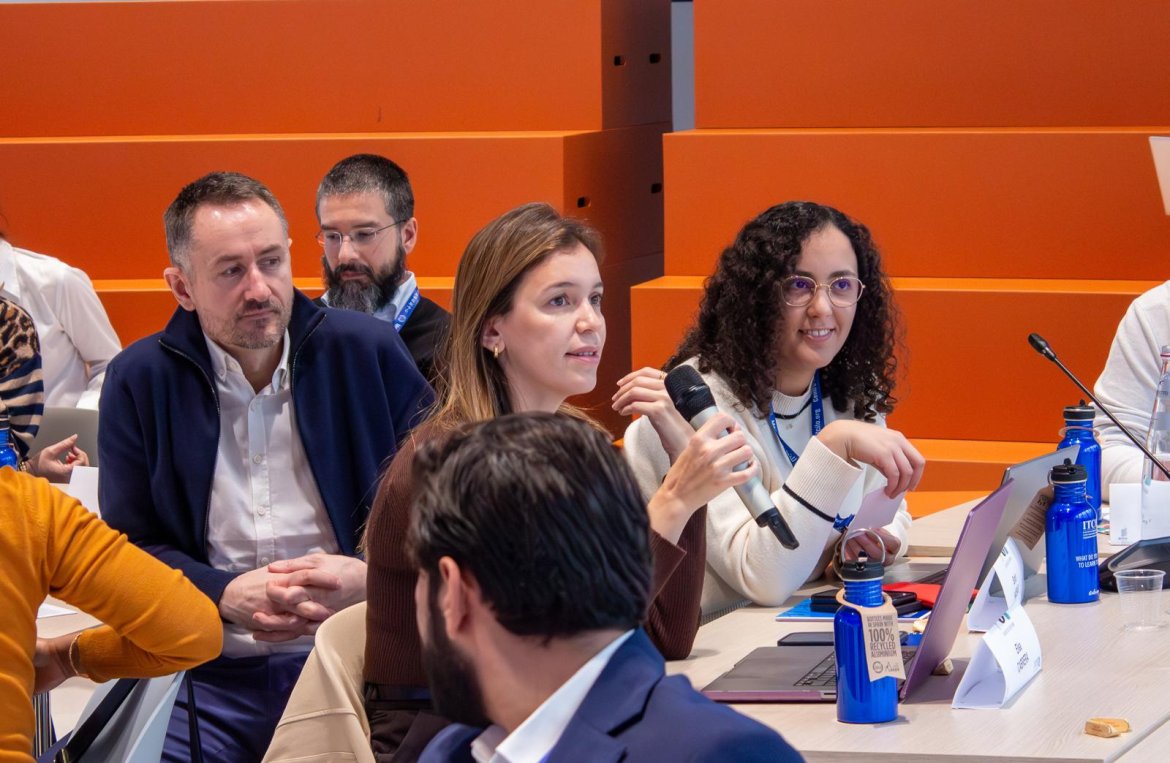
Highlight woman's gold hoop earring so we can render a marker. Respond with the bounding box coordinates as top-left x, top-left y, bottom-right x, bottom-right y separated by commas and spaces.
493, 345, 502, 360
